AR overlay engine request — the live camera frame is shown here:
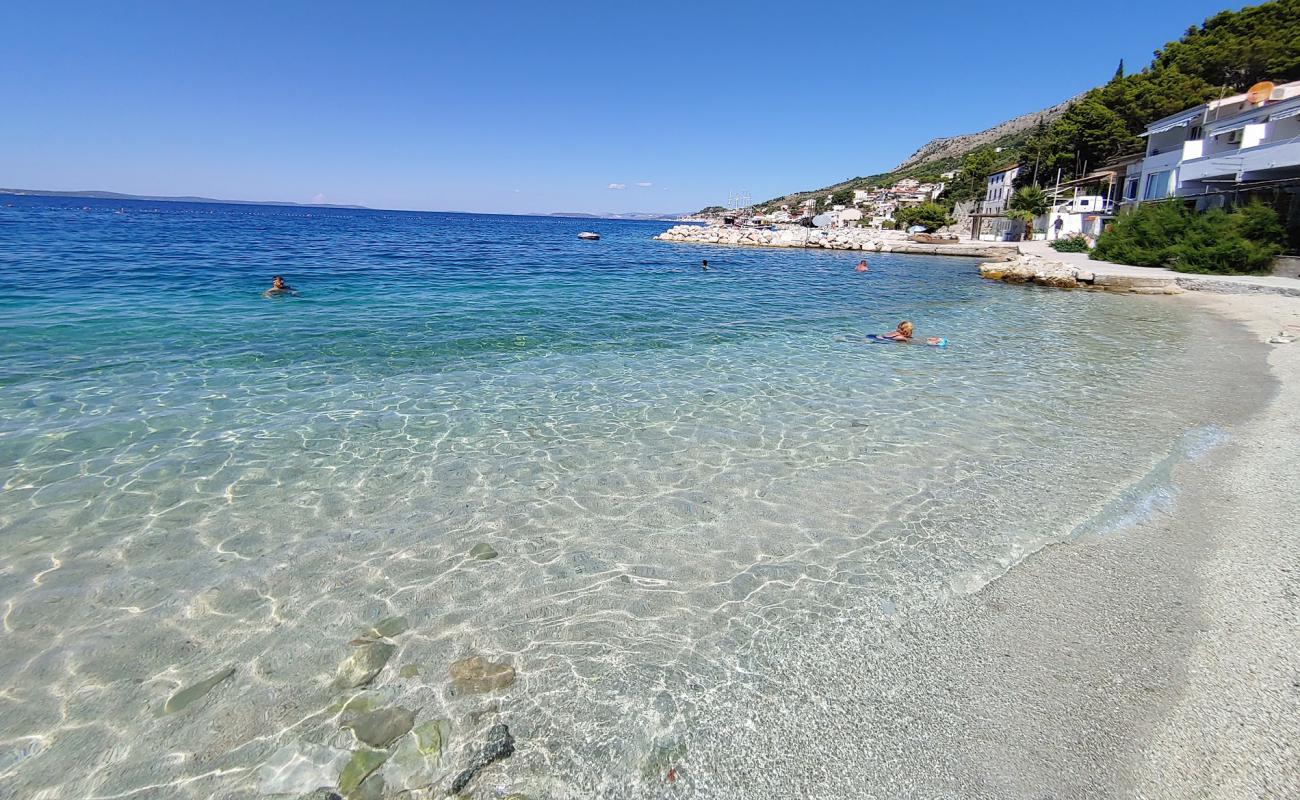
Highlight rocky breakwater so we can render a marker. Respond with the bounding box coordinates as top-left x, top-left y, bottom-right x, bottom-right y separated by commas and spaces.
655, 224, 1011, 258
980, 253, 1184, 294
